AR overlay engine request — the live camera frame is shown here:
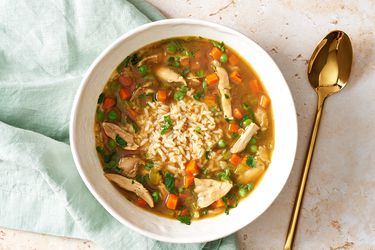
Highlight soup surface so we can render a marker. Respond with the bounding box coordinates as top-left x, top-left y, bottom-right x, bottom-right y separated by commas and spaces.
94, 36, 274, 224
